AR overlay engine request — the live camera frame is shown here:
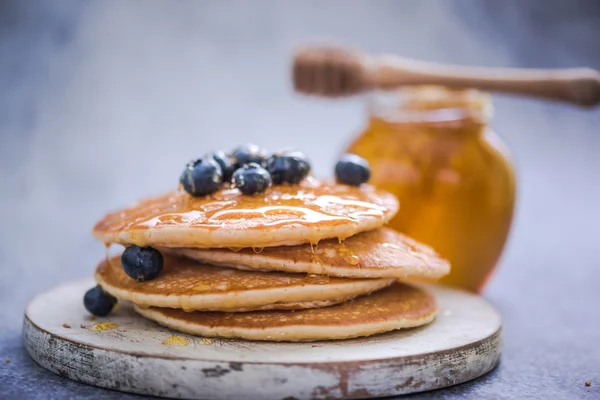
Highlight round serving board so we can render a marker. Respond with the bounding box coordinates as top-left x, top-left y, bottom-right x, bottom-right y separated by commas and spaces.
24, 278, 501, 400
